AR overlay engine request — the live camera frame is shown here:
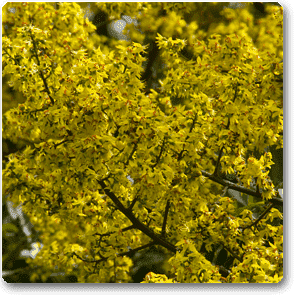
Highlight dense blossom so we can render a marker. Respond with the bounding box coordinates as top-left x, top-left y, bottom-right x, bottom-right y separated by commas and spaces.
2, 2, 283, 283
